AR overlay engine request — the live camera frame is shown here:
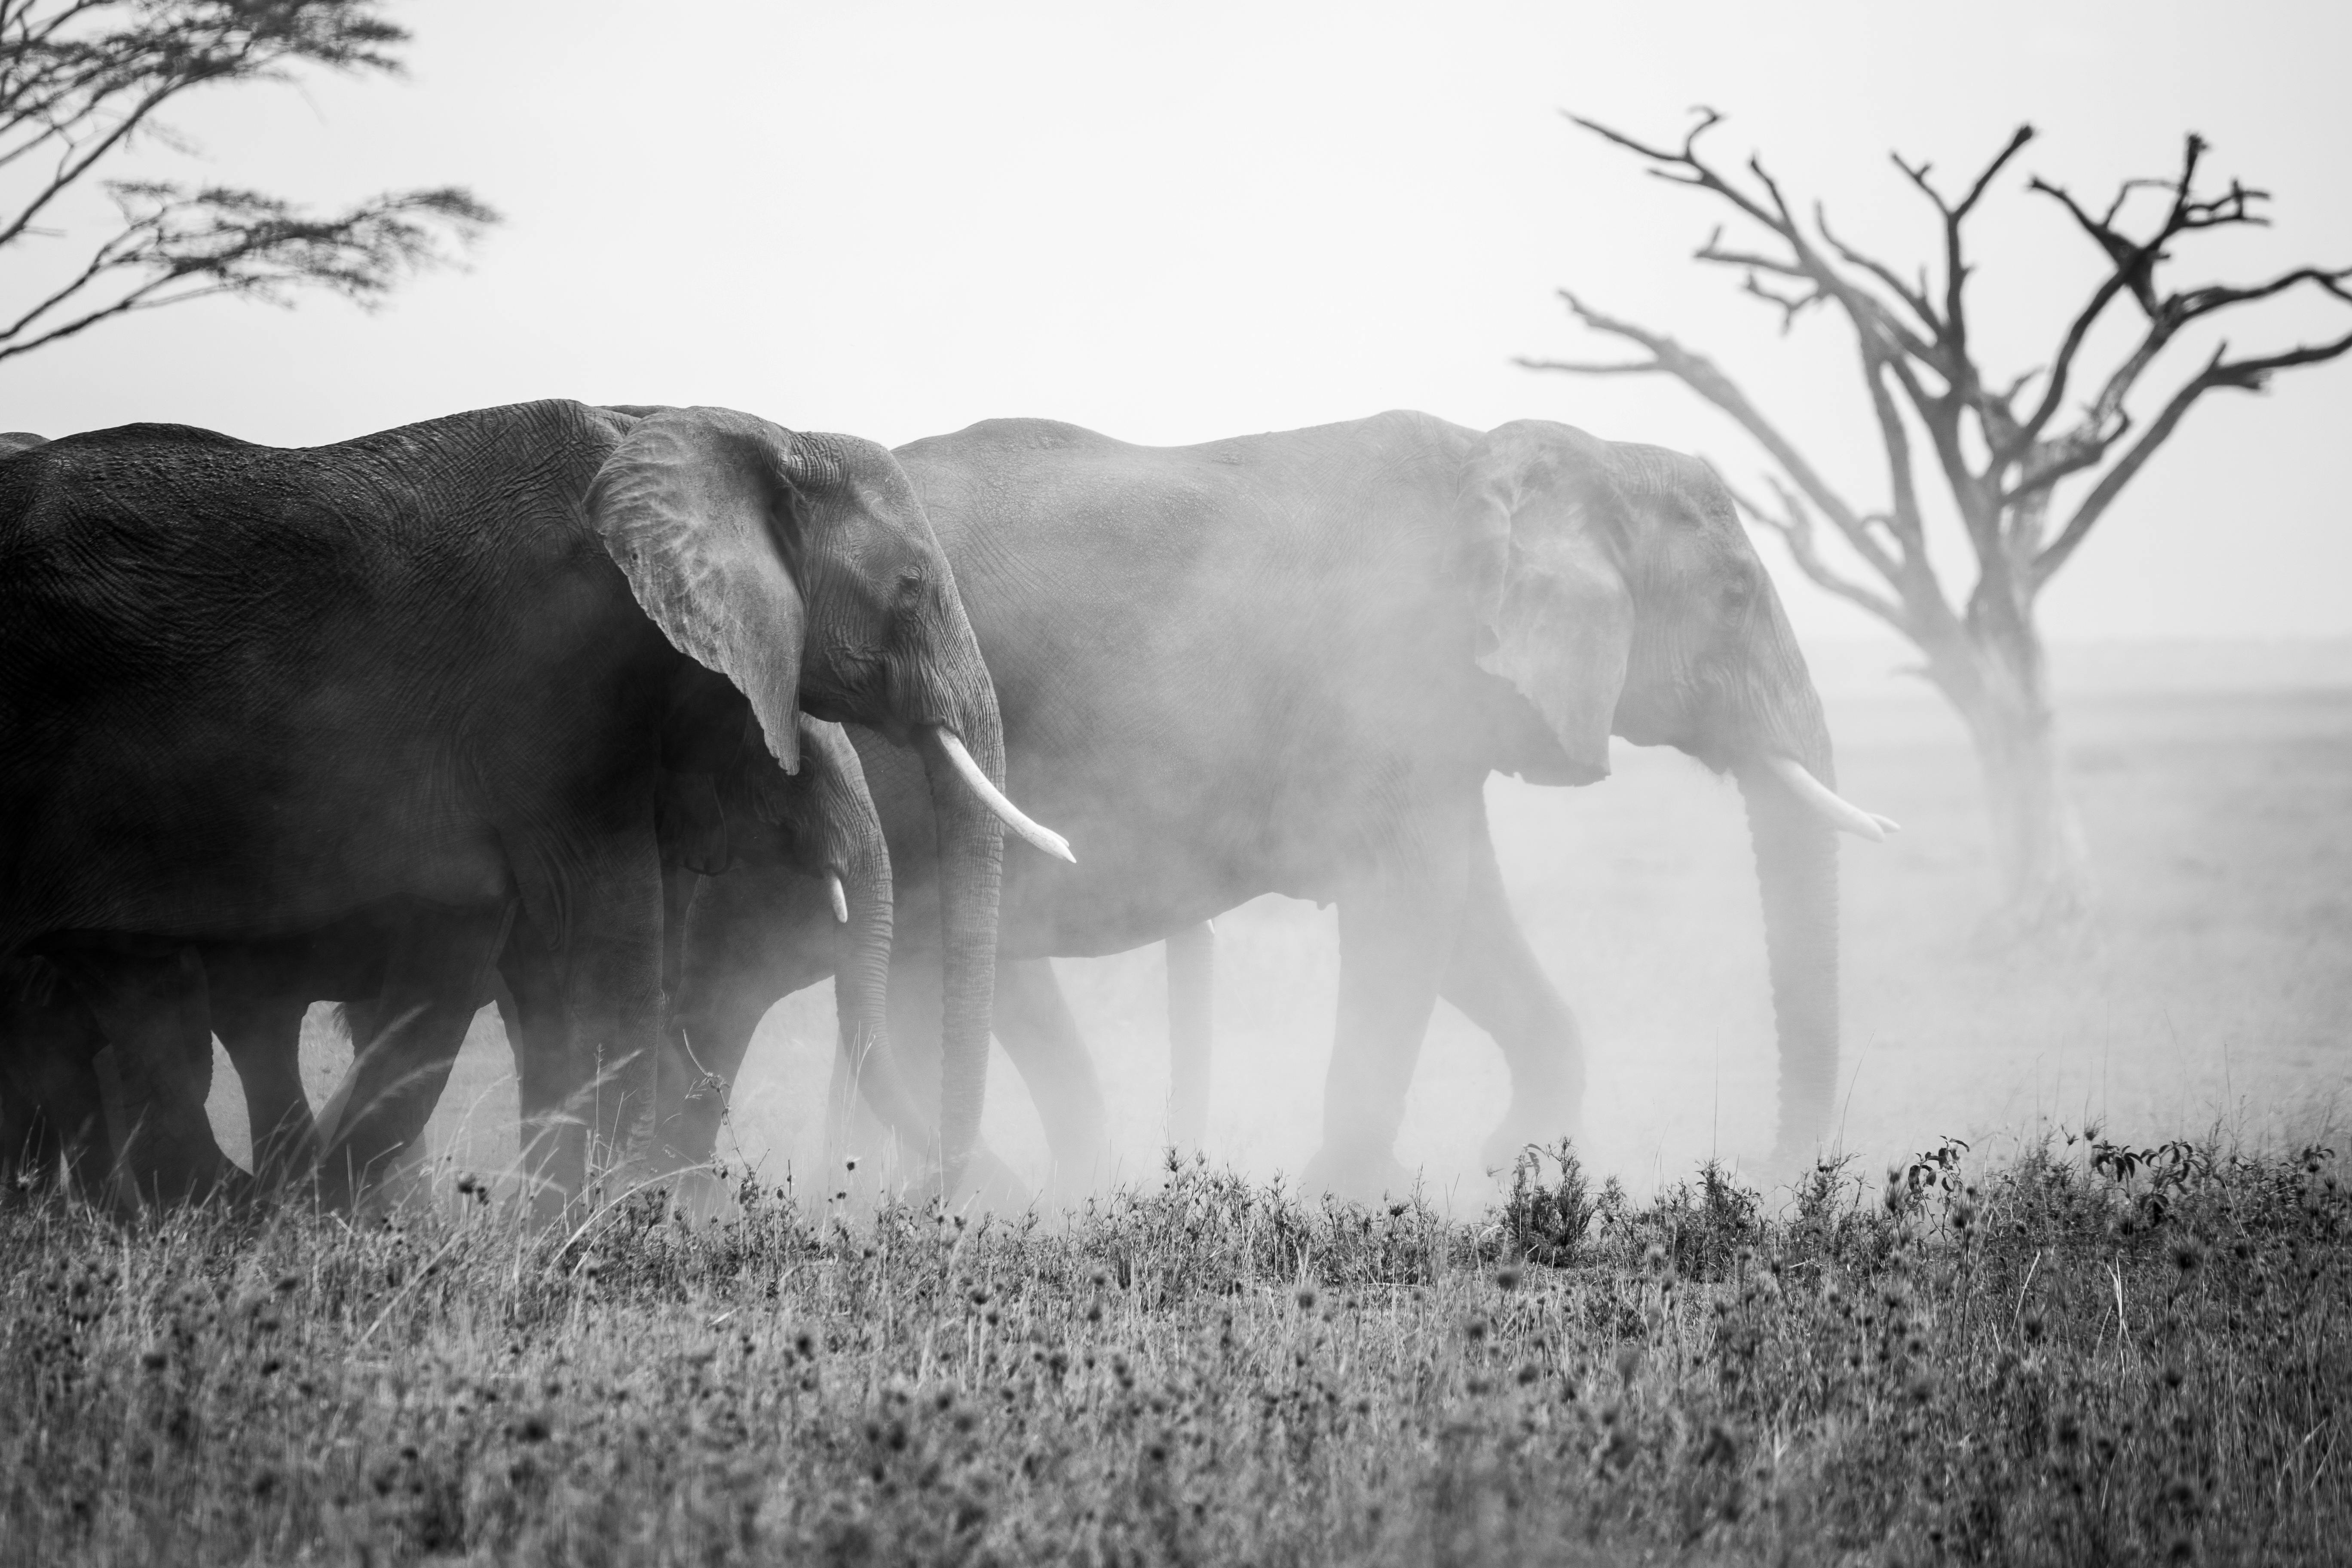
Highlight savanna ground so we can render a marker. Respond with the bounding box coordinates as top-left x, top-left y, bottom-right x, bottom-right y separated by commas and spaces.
7, 640, 2348, 1565
3, 1133, 2346, 1564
